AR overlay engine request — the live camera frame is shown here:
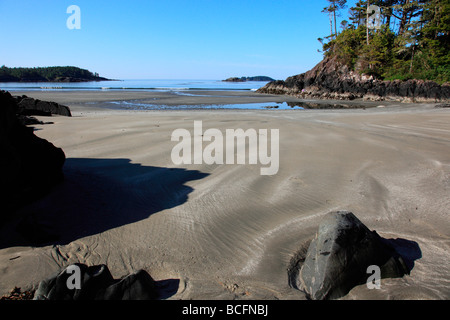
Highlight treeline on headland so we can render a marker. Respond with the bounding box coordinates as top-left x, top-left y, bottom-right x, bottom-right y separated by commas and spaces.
321, 0, 449, 84
0, 66, 110, 82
